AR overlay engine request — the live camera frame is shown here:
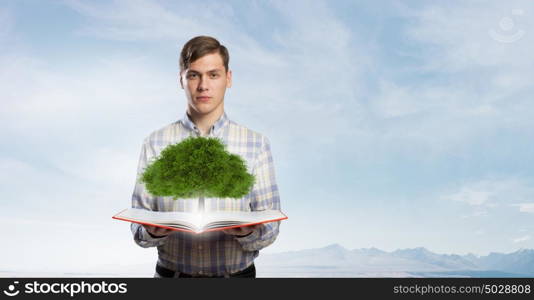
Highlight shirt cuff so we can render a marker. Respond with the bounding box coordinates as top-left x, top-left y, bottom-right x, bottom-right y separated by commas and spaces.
140, 226, 169, 243
235, 227, 260, 243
